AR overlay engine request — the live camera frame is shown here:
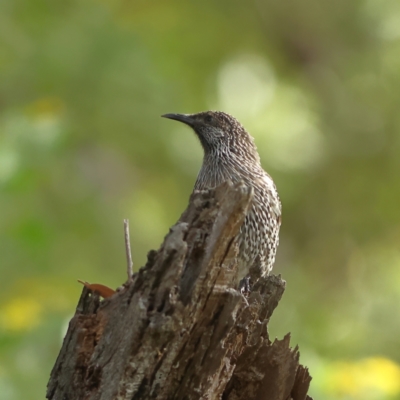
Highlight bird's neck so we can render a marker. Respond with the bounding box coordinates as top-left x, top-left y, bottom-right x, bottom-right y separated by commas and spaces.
195, 152, 263, 190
